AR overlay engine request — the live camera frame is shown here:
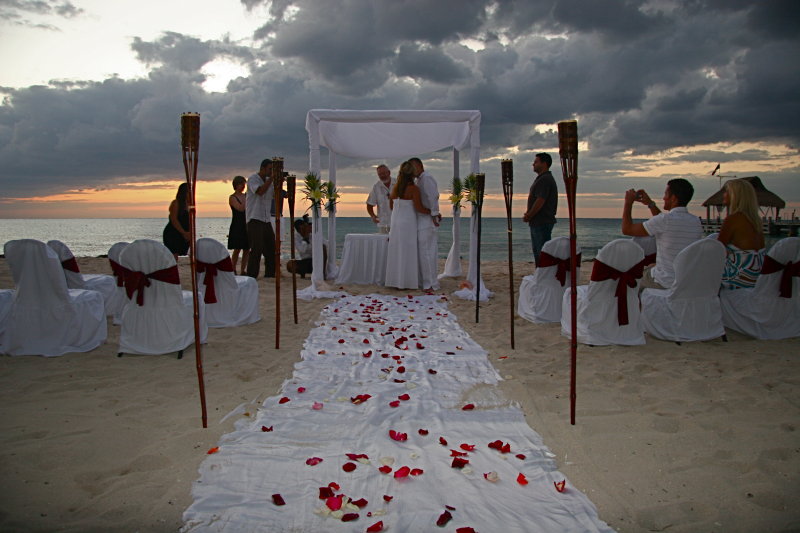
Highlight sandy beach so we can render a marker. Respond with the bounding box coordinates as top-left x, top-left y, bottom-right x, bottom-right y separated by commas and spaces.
0, 255, 798, 533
